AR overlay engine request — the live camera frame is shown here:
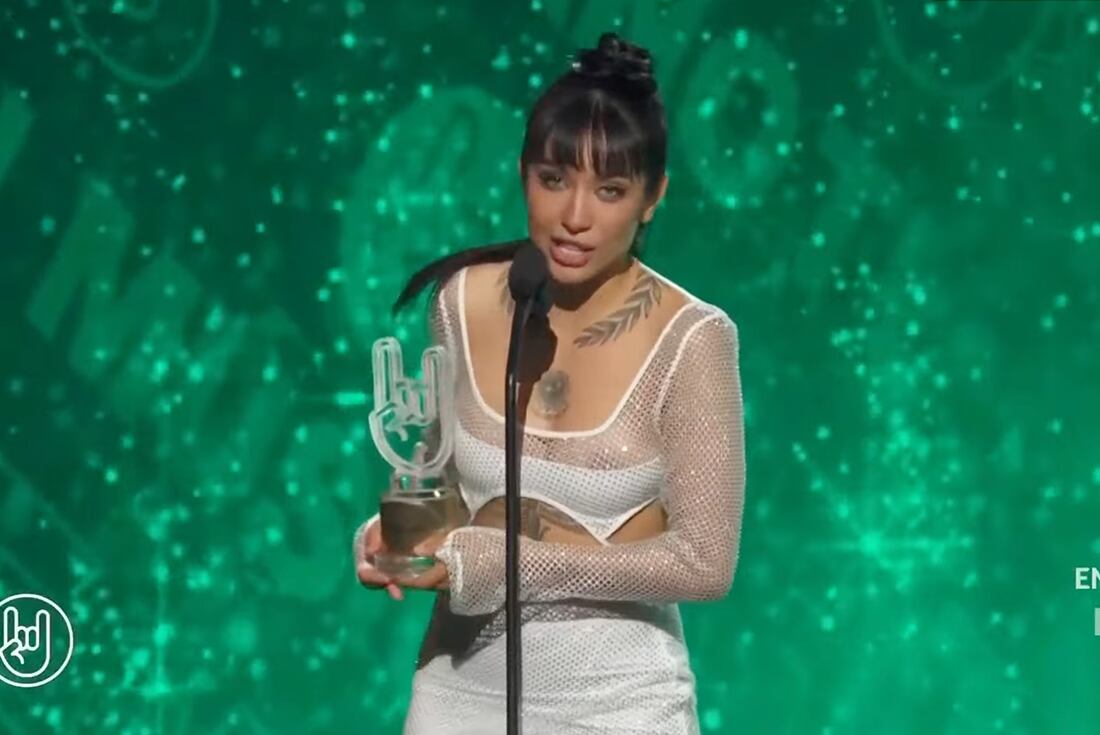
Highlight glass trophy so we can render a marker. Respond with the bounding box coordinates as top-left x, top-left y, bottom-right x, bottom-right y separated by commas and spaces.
368, 336, 469, 577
